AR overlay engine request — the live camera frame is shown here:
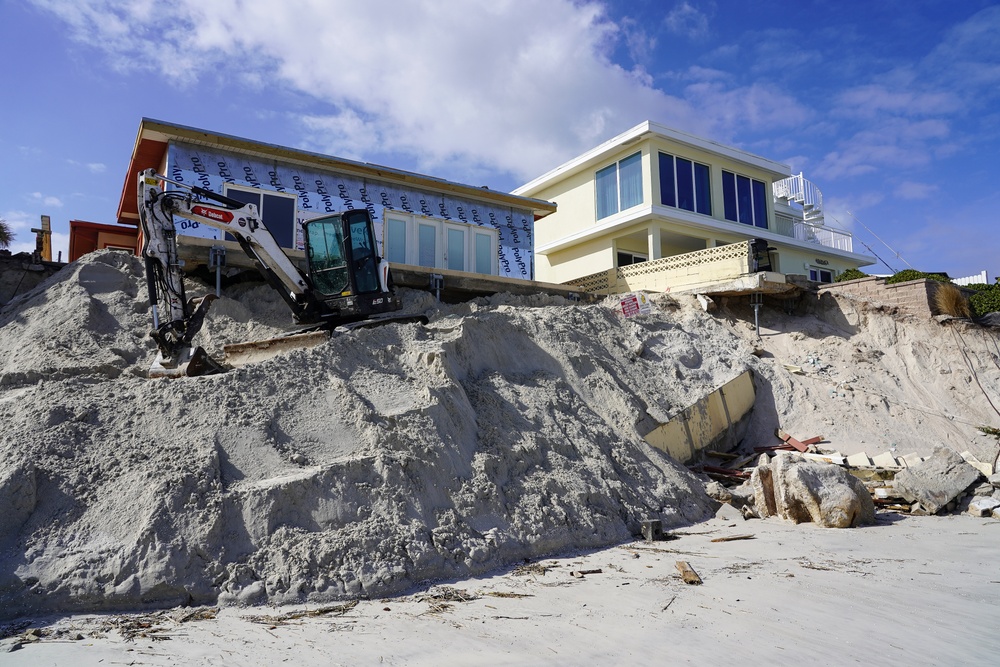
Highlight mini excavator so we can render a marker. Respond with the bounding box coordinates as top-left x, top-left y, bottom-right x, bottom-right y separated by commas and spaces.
138, 169, 408, 377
